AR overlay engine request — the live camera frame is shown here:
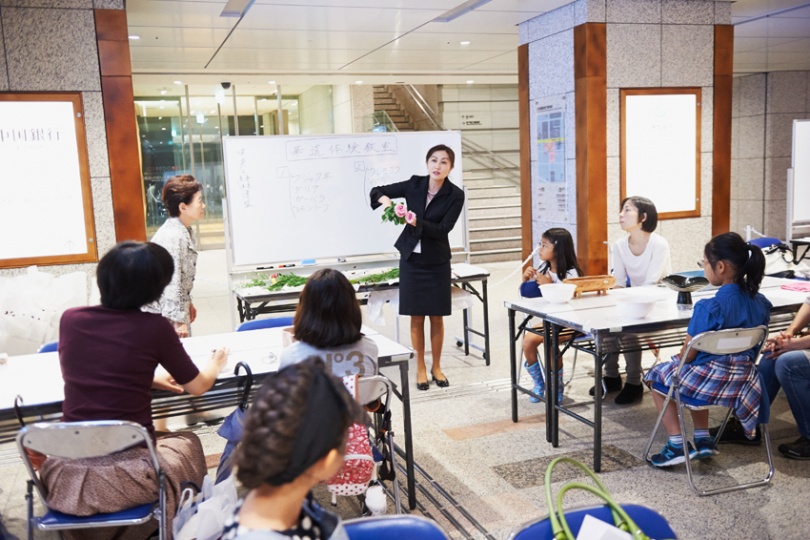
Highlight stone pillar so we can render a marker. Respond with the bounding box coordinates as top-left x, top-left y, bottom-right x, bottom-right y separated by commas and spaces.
519, 0, 733, 273
0, 0, 139, 279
